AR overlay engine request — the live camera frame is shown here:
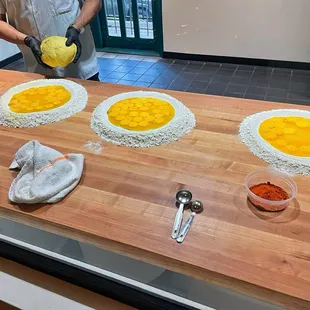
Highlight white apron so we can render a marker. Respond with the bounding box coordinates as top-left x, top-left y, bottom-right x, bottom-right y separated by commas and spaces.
0, 0, 98, 79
